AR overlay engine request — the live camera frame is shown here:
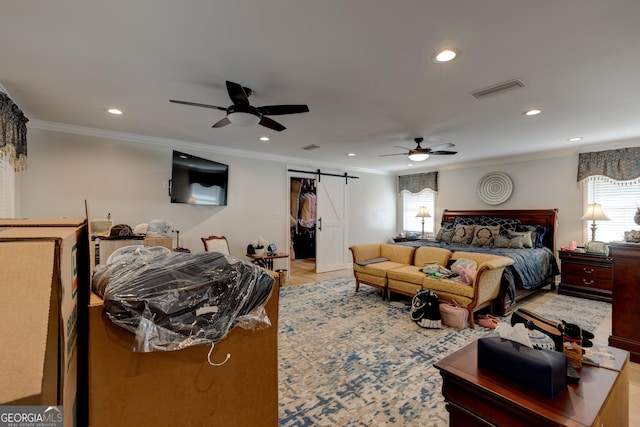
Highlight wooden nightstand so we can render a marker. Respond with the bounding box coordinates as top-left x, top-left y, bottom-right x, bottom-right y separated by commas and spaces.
558, 250, 613, 302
